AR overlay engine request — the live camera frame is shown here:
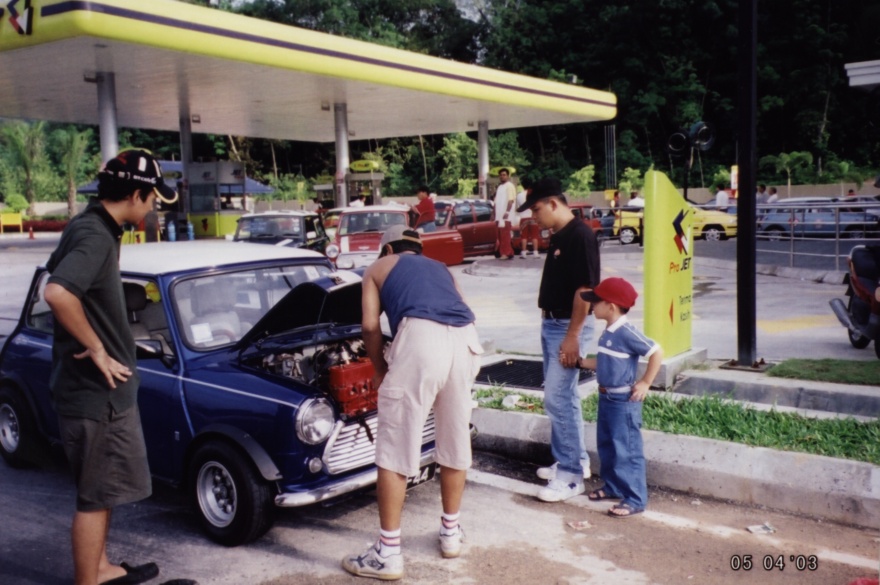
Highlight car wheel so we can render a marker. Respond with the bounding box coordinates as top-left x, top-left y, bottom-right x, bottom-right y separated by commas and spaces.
843, 227, 866, 239
0, 386, 42, 468
619, 227, 638, 245
189, 441, 276, 546
595, 229, 607, 244
847, 296, 872, 349
702, 226, 724, 241
763, 227, 785, 242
